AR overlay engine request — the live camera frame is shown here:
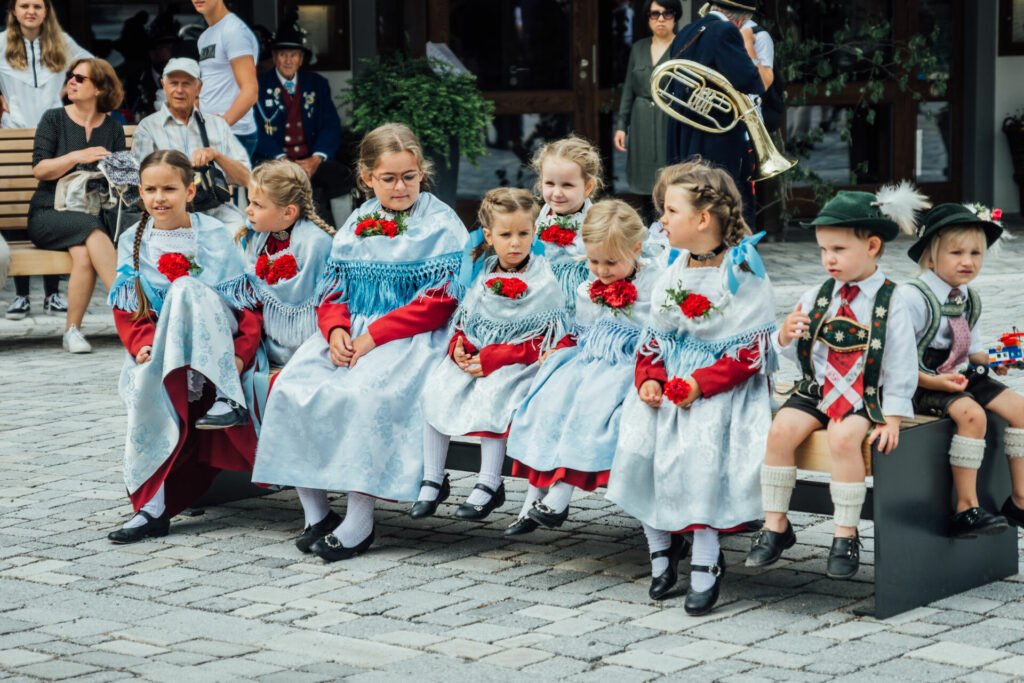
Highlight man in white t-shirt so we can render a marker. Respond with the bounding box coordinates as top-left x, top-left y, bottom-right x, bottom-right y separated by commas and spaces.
193, 0, 259, 158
